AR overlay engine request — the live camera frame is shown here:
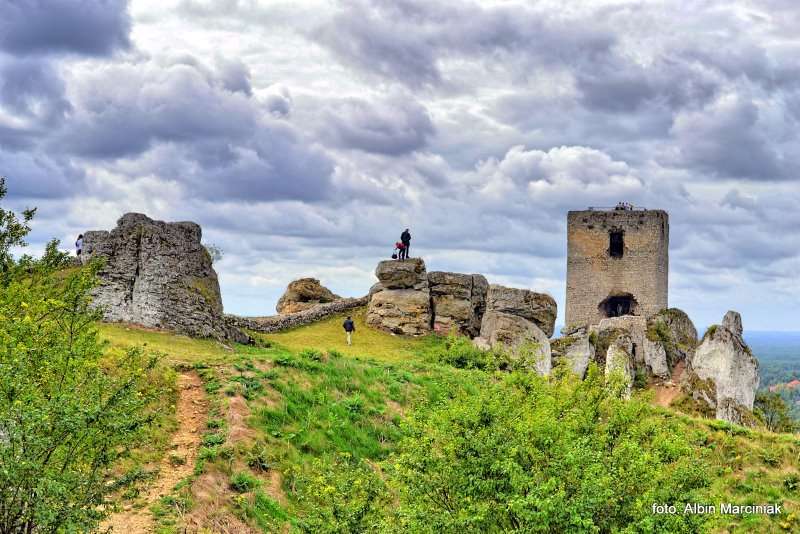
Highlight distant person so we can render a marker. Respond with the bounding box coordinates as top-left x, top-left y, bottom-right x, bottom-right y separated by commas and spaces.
343, 316, 355, 345
75, 234, 84, 258
400, 228, 411, 259
394, 241, 406, 260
